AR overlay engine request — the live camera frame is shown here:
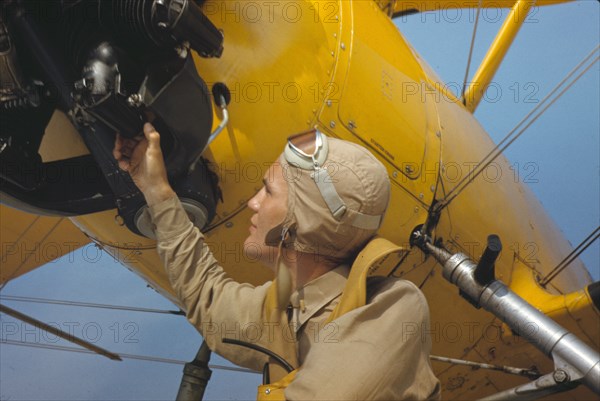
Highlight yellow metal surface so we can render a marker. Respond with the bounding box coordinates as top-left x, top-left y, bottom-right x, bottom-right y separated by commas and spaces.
7, 0, 594, 399
463, 0, 535, 112
0, 204, 90, 286
38, 110, 89, 162
338, 1, 429, 180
